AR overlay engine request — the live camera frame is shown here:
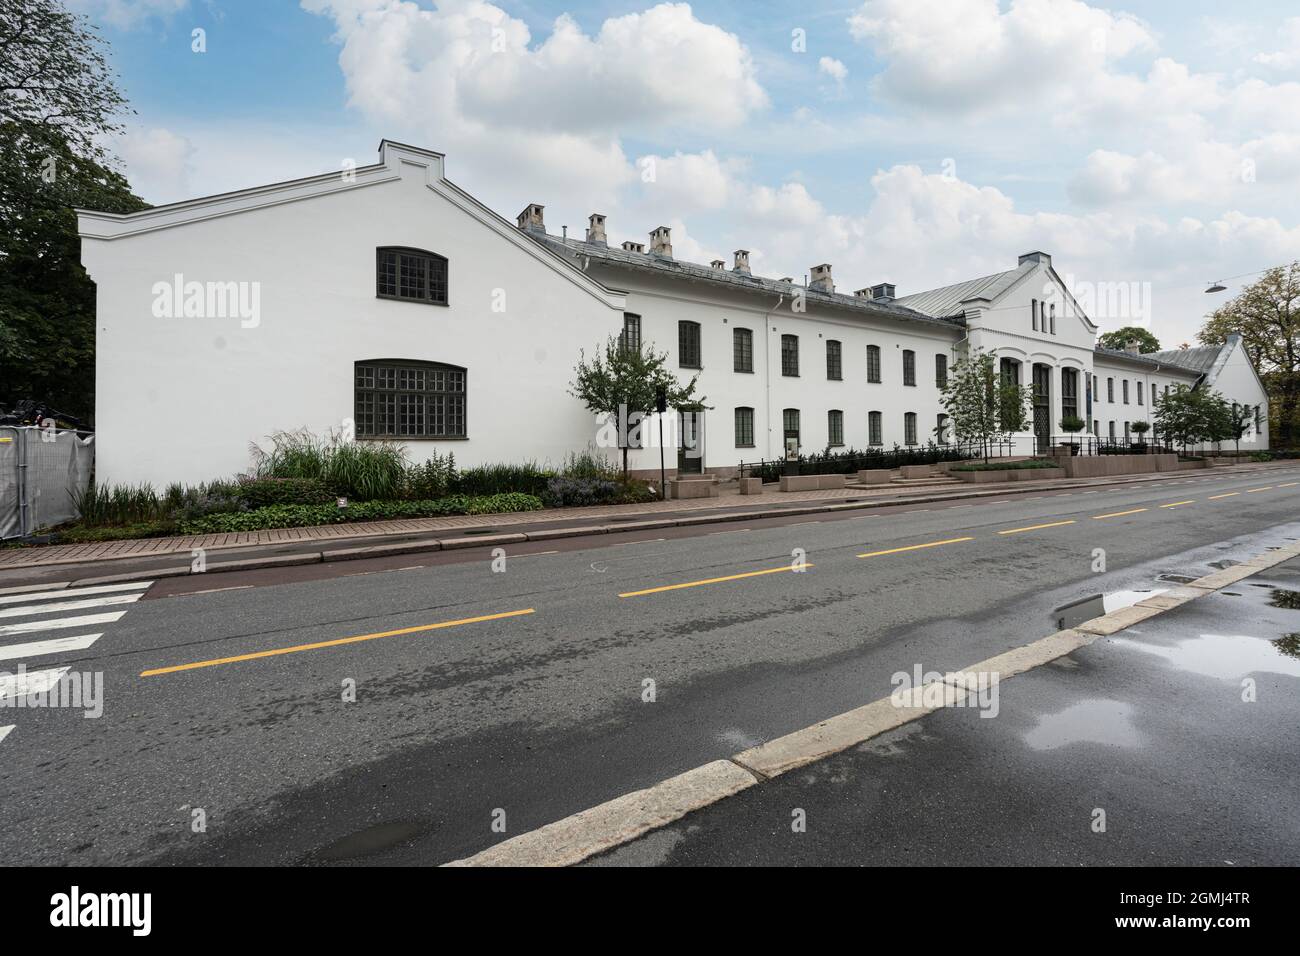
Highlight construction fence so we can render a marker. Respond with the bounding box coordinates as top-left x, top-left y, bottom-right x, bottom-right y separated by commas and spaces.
0, 426, 95, 540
